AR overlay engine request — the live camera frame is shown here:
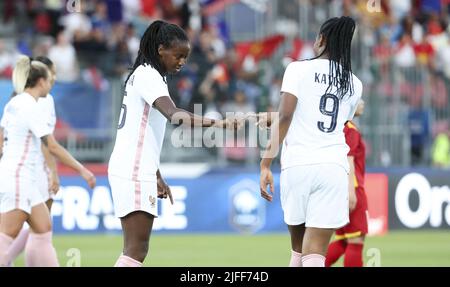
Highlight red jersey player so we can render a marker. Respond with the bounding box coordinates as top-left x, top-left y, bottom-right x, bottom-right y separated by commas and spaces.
325, 99, 368, 267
